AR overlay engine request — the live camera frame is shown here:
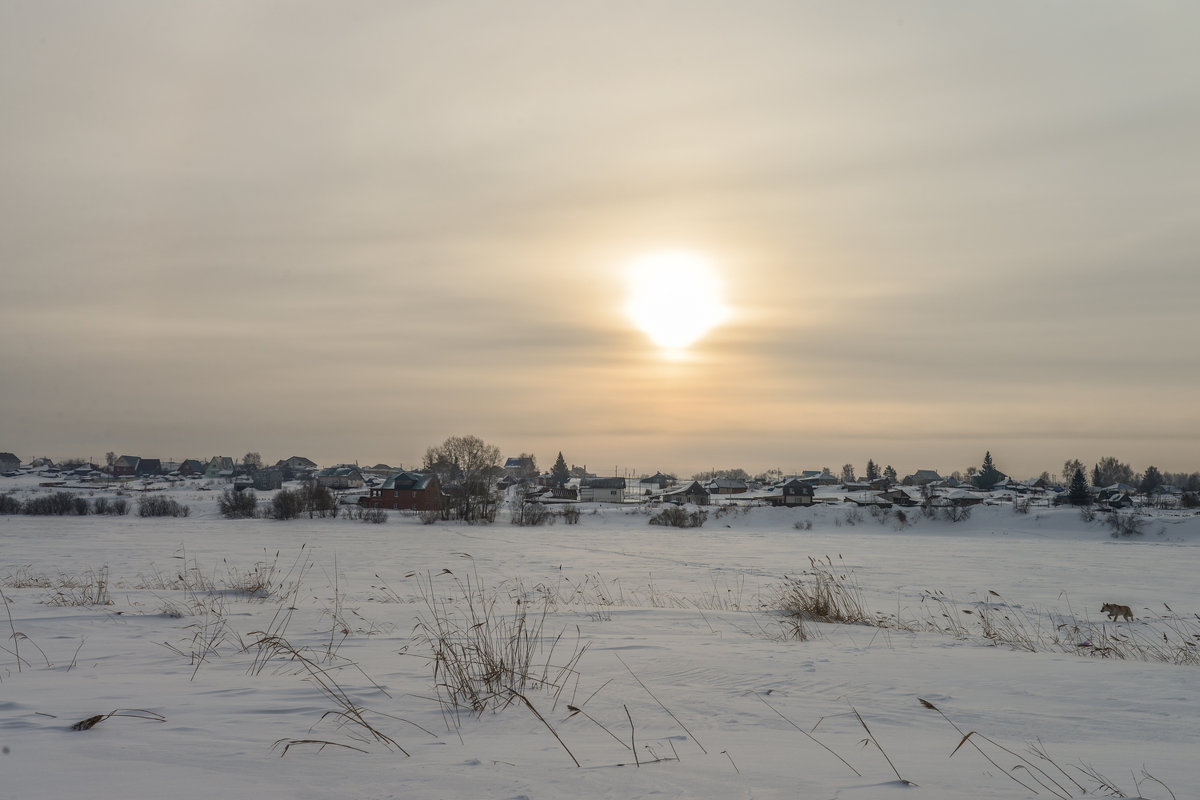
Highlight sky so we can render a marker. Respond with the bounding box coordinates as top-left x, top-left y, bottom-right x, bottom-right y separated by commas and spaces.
2, 2, 1199, 480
